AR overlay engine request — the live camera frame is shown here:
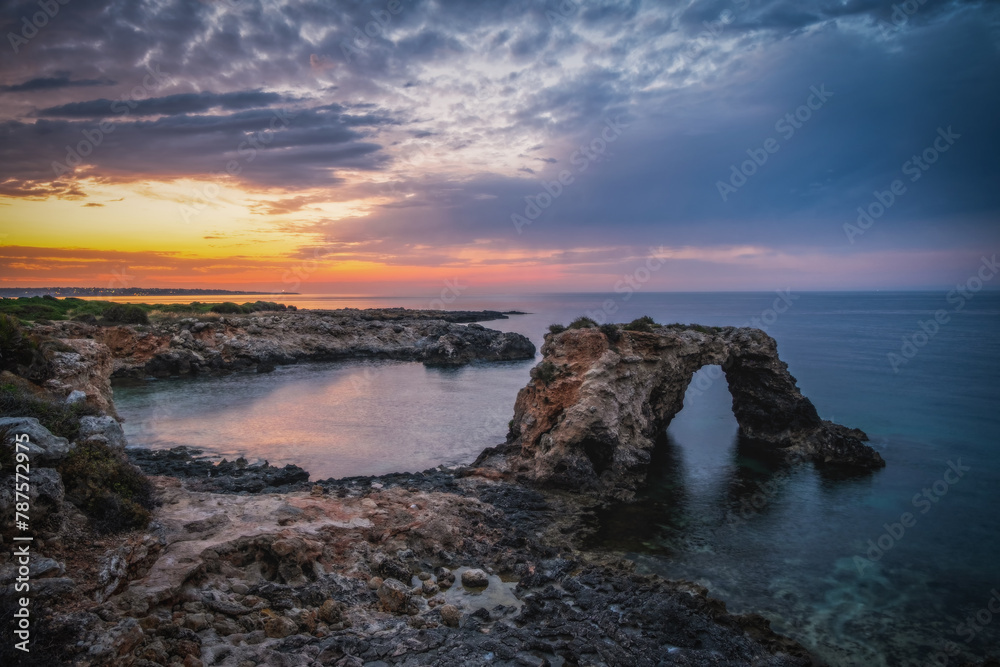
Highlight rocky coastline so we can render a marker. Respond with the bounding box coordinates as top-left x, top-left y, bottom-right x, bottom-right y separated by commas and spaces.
0, 310, 904, 666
